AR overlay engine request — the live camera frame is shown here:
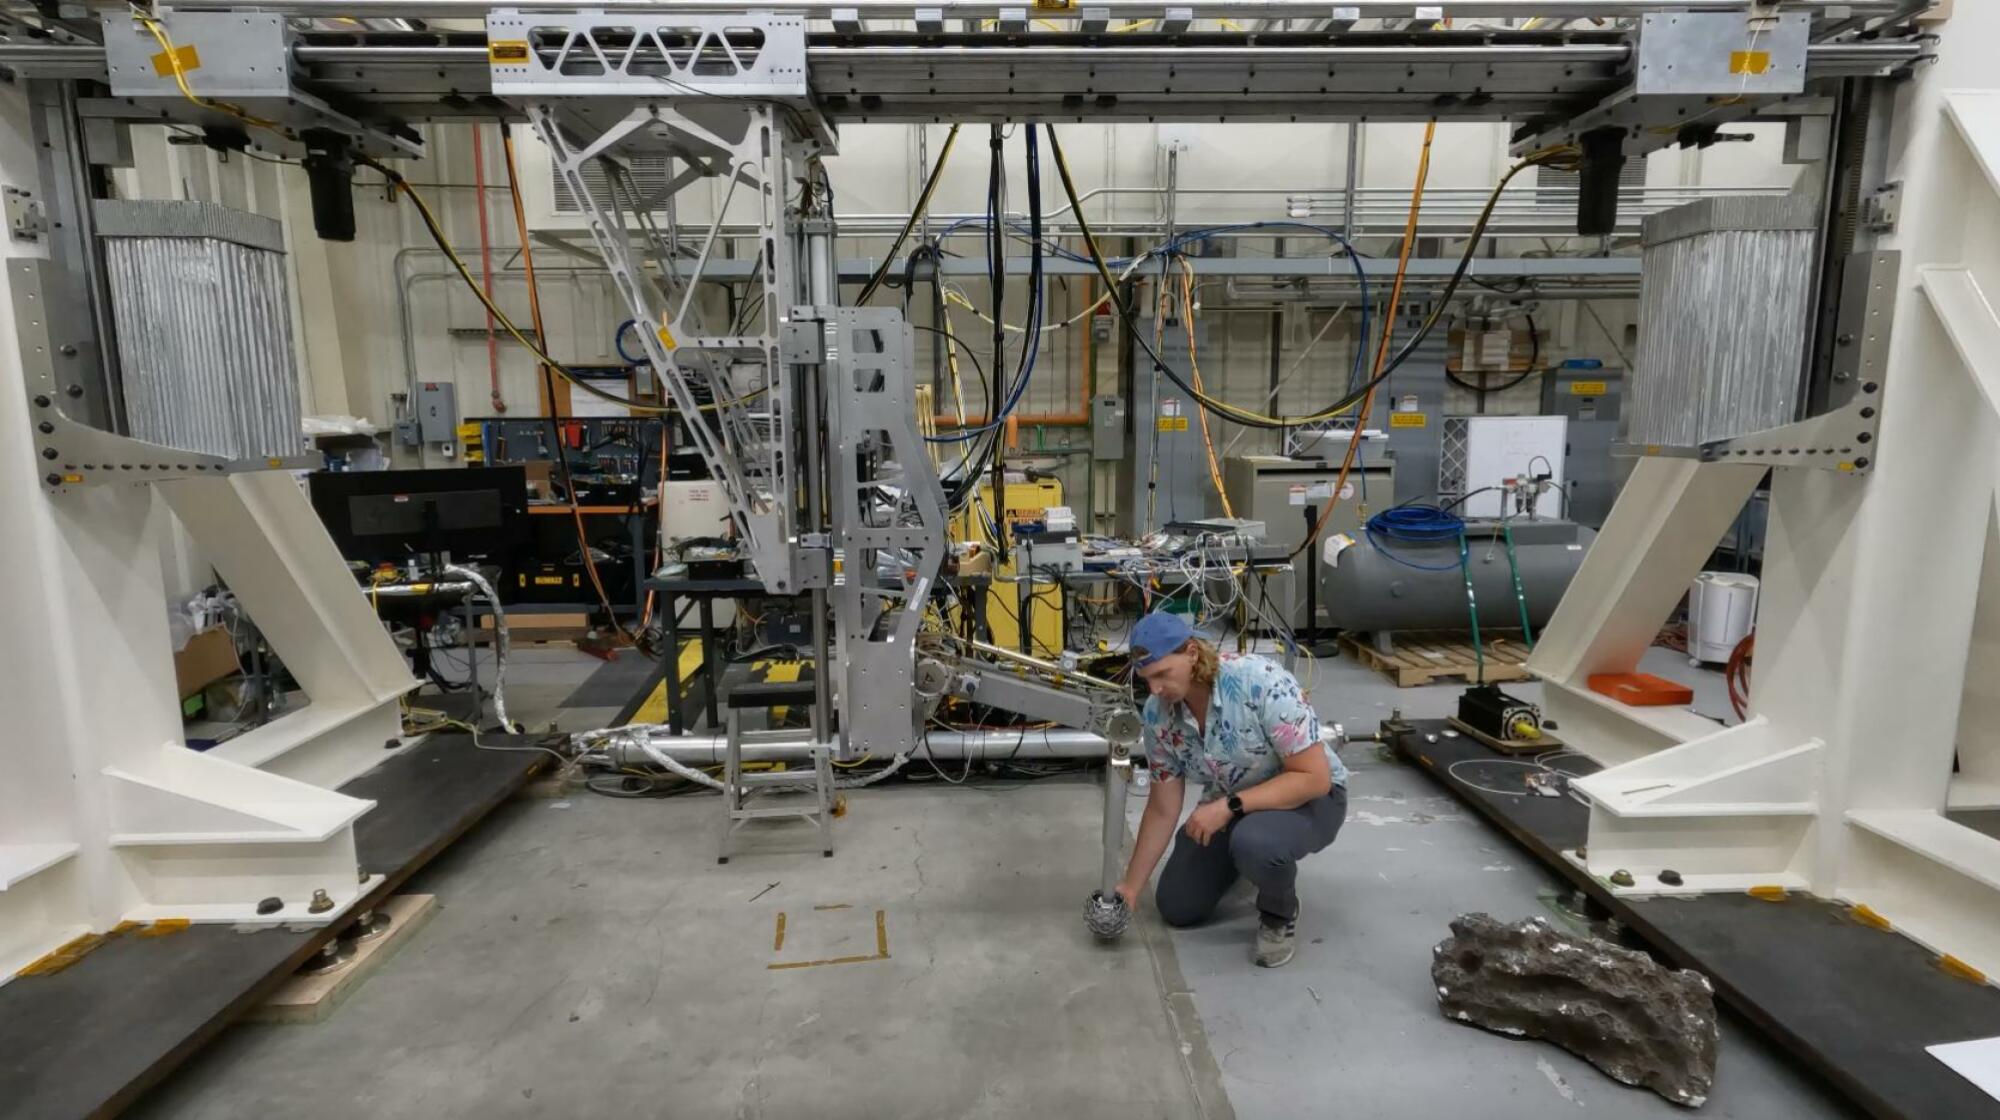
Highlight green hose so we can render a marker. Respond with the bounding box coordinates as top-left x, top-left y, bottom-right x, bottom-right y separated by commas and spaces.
1502, 522, 1535, 648
1458, 531, 1484, 683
